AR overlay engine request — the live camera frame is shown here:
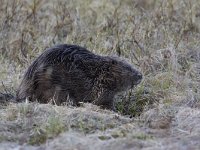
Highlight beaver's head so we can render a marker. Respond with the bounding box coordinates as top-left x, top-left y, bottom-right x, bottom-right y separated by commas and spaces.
107, 57, 142, 92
